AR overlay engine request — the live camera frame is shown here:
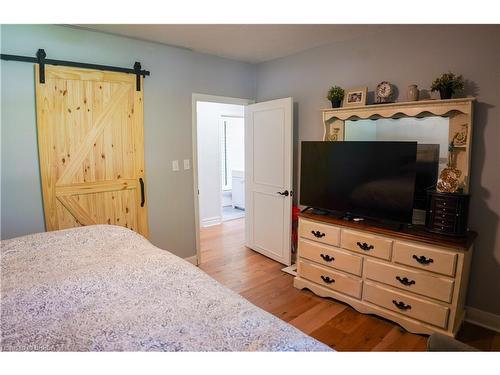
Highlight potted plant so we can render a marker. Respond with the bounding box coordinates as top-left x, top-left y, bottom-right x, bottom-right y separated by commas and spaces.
431, 72, 465, 100
327, 86, 345, 108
